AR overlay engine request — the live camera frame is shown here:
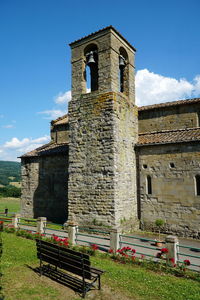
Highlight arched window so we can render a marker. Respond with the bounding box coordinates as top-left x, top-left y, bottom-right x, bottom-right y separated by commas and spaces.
84, 44, 98, 92
195, 175, 200, 196
147, 175, 152, 195
119, 47, 128, 93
